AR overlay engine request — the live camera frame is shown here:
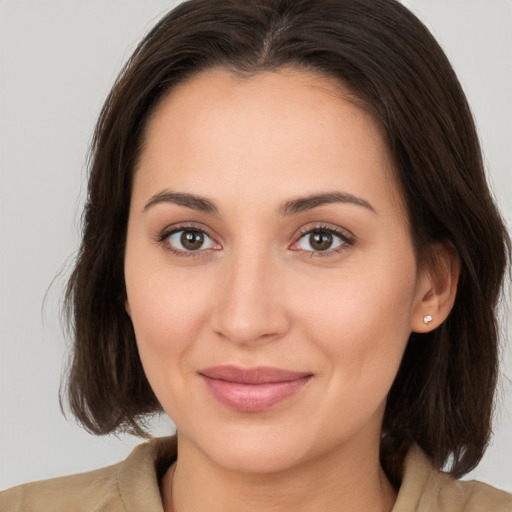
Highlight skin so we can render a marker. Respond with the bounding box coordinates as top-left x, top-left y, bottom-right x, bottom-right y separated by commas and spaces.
124, 68, 458, 512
